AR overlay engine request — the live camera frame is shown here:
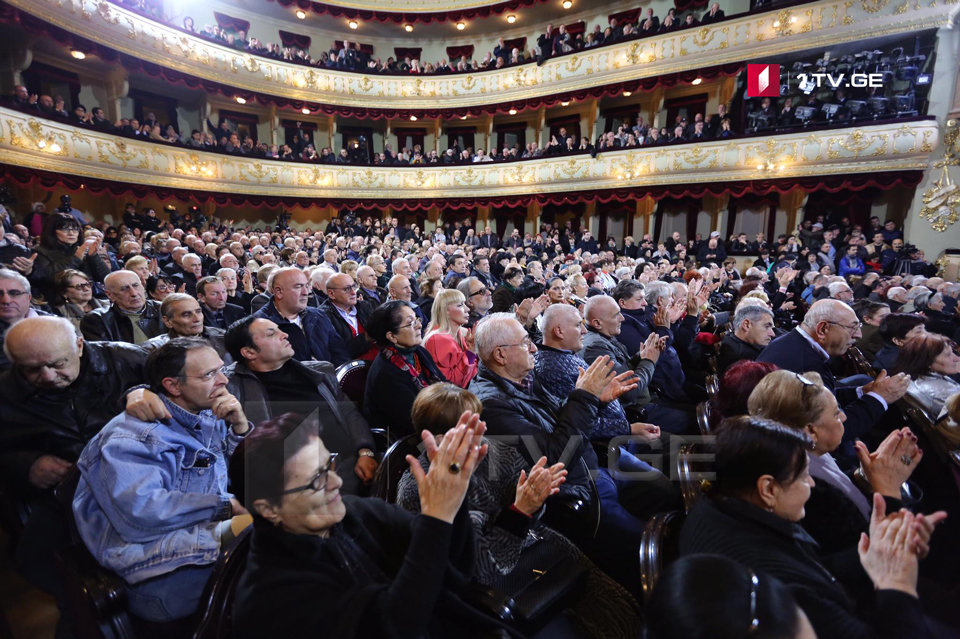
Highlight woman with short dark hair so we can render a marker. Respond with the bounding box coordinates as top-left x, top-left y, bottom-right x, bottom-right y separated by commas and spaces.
894, 333, 960, 417
51, 269, 105, 327
26, 212, 109, 301
680, 416, 945, 639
